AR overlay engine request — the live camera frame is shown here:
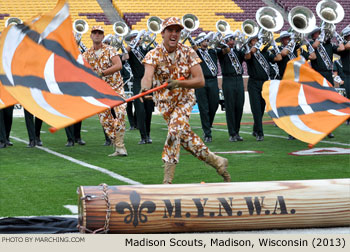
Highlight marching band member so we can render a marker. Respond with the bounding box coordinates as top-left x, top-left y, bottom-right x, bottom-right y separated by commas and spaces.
217, 31, 246, 142
336, 26, 350, 125
244, 34, 282, 141
192, 32, 220, 143
124, 30, 154, 144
